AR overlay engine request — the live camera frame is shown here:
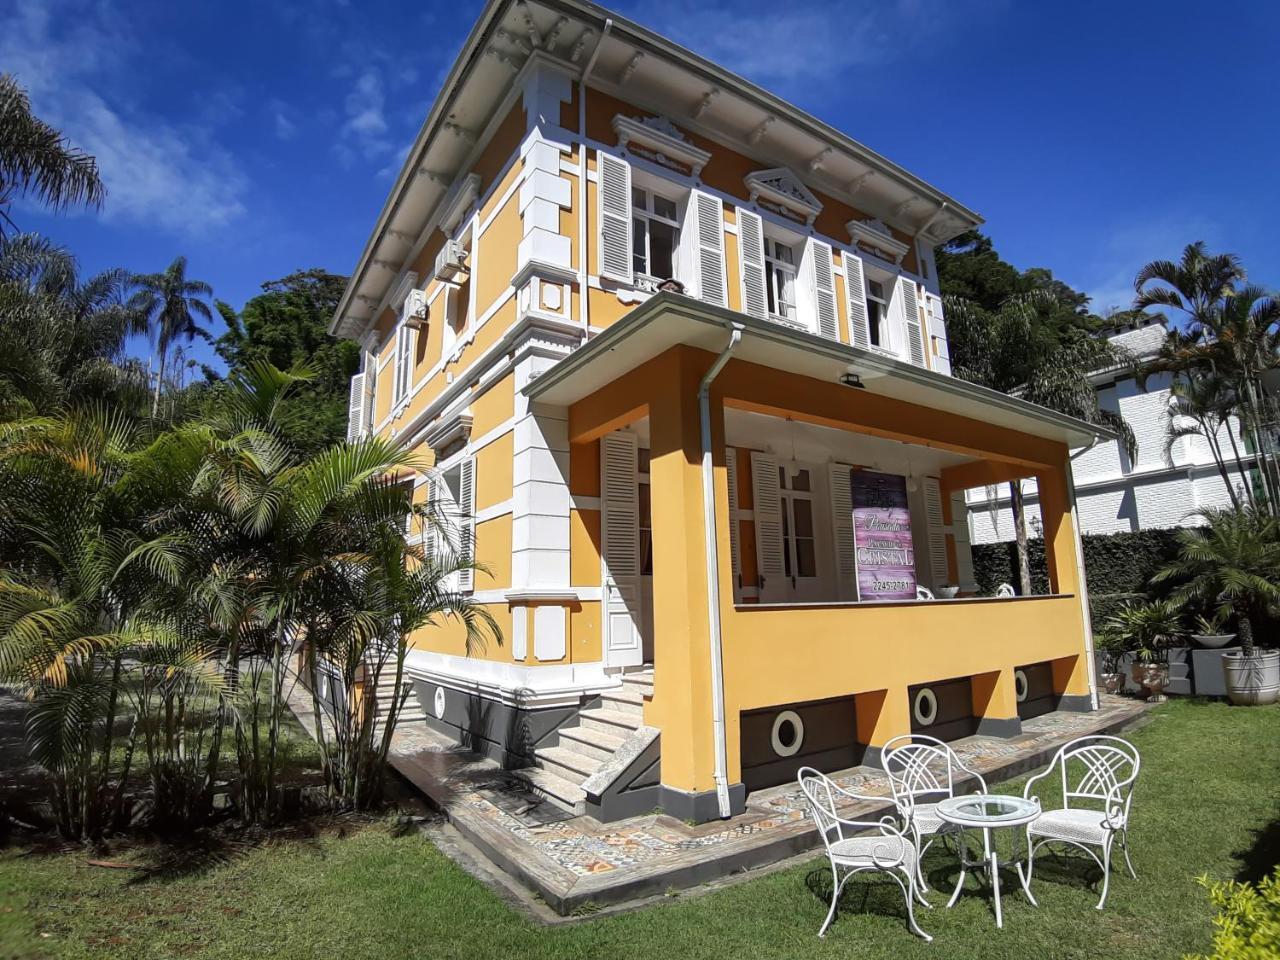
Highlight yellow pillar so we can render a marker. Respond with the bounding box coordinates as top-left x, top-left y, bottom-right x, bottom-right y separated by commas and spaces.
1037, 461, 1094, 700
971, 668, 1020, 734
